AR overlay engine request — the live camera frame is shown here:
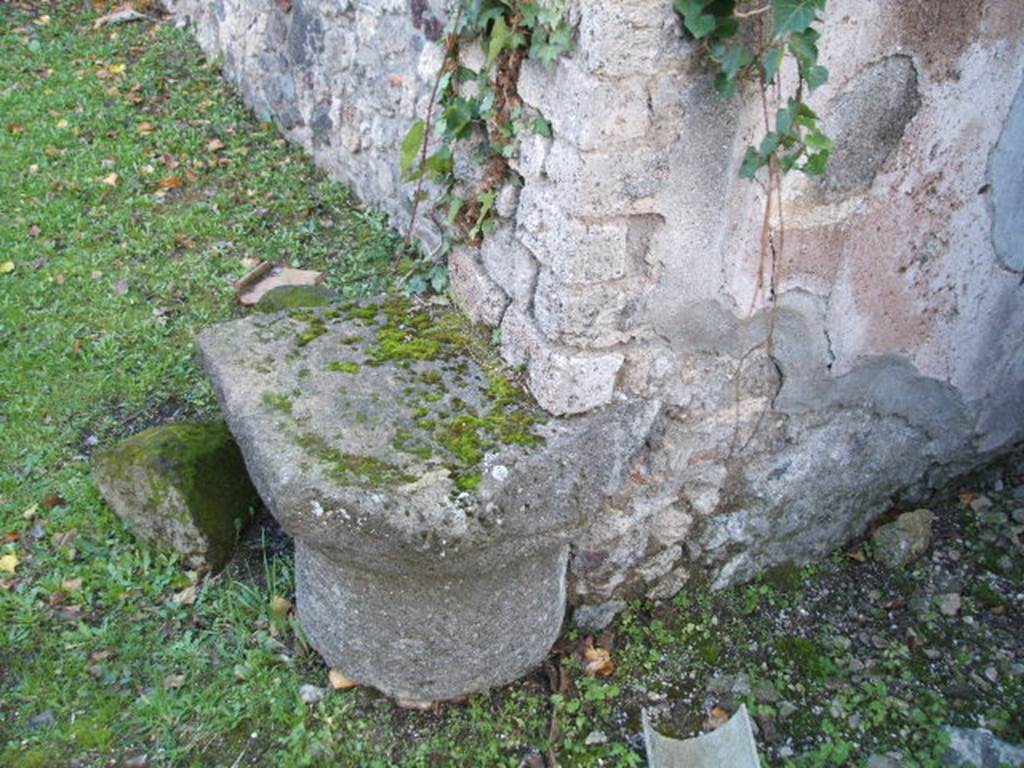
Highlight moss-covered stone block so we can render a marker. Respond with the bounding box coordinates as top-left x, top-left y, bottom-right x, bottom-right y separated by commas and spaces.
92, 421, 260, 571
255, 285, 333, 314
